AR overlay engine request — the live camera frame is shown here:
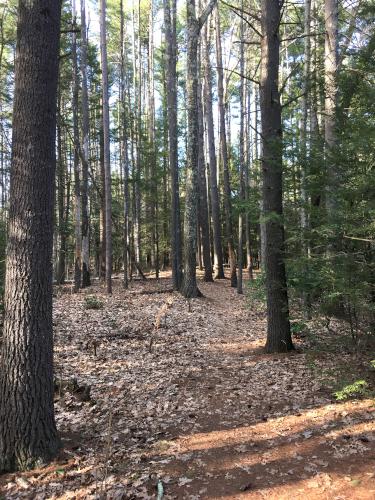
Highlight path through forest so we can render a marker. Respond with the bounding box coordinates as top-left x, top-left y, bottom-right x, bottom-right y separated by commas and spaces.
1, 274, 374, 499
